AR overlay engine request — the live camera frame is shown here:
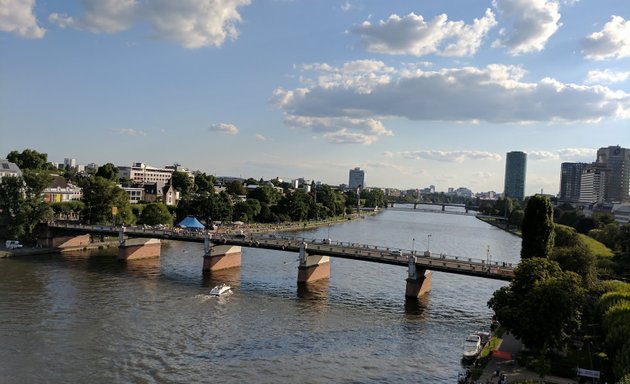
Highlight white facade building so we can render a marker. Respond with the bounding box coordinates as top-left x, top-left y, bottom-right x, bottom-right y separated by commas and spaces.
348, 167, 365, 190
0, 159, 21, 181
118, 162, 193, 184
